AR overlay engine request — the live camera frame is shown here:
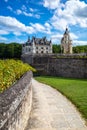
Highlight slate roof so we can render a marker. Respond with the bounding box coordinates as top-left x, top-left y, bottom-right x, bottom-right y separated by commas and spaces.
24, 36, 51, 46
